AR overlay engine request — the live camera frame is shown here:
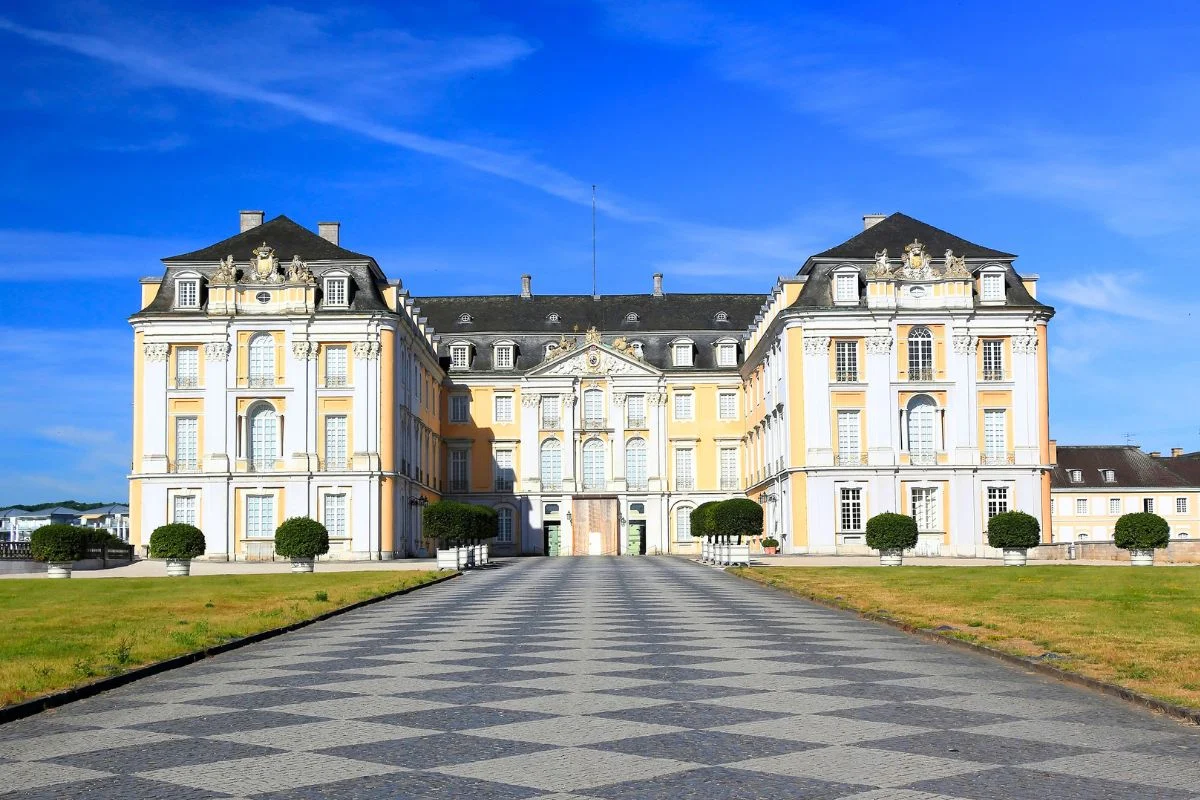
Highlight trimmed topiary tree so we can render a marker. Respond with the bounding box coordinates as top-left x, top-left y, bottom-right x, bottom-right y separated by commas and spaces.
275, 517, 330, 572
691, 501, 719, 541
1114, 512, 1170, 566
423, 500, 467, 549
714, 498, 763, 544
865, 513, 918, 565
986, 511, 1041, 566
149, 523, 206, 575
30, 524, 87, 564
